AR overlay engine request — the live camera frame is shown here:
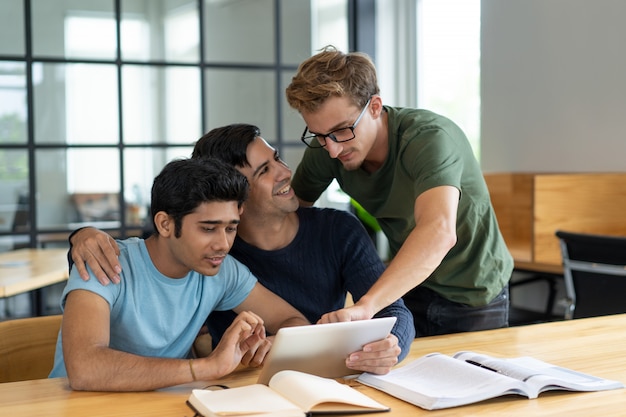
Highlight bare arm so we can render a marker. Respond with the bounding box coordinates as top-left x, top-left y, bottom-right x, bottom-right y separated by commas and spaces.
231, 283, 311, 367
70, 227, 122, 285
233, 283, 310, 334
62, 290, 265, 391
319, 185, 459, 321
